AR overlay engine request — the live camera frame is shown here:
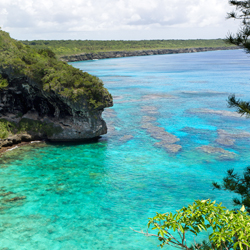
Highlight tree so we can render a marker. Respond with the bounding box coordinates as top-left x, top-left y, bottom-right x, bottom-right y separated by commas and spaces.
220, 1, 250, 211
133, 200, 250, 250
213, 167, 250, 213
226, 0, 250, 53
227, 95, 250, 117
226, 1, 250, 115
